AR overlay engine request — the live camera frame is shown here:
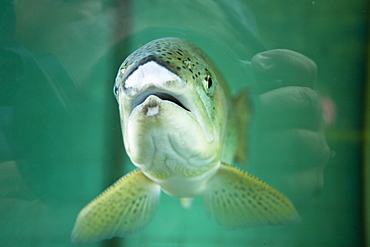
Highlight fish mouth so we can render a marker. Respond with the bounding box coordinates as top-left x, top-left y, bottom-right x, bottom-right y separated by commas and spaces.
132, 90, 191, 112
